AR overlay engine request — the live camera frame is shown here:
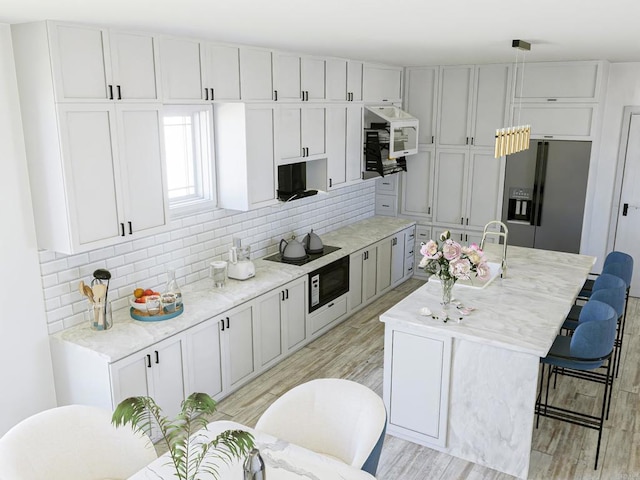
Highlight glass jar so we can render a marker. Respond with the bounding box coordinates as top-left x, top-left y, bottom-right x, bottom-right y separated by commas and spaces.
165, 268, 183, 309
87, 301, 112, 331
